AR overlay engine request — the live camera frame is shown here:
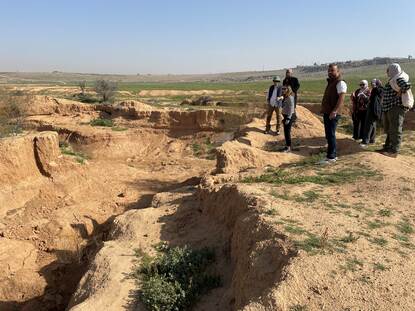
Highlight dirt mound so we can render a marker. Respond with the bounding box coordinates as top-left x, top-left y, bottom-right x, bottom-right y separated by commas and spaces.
26, 96, 95, 116
0, 131, 66, 218
215, 106, 324, 173
0, 131, 61, 184
215, 140, 301, 174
